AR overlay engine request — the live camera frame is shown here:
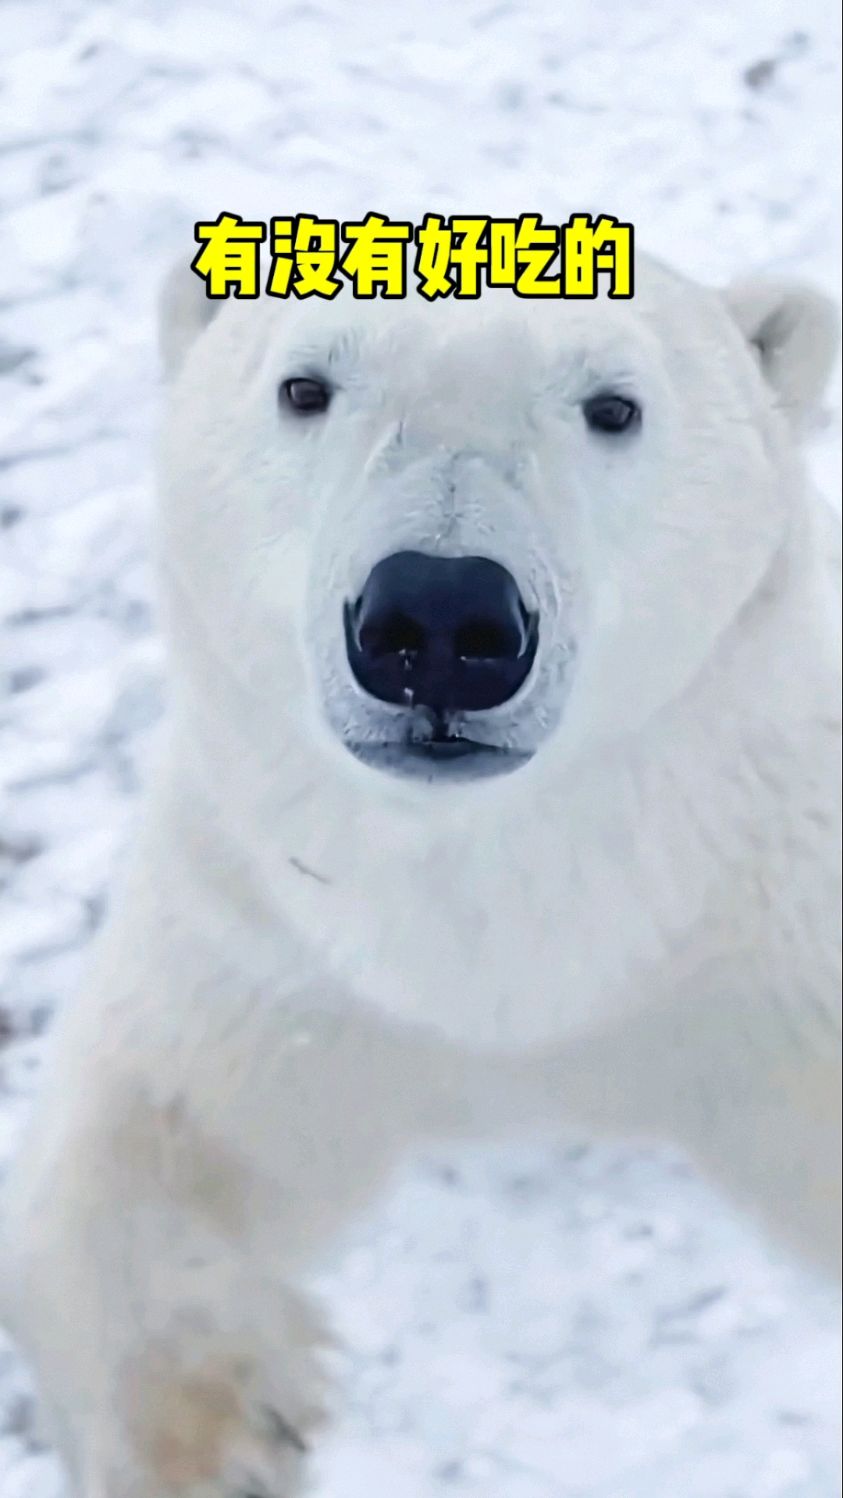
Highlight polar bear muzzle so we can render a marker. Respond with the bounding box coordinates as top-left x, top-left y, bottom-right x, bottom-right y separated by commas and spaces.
340, 549, 540, 779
